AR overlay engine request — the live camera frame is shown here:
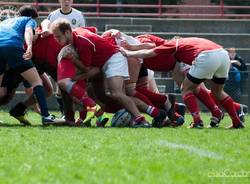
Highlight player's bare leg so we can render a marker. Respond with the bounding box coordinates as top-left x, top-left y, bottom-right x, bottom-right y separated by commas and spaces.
106, 76, 150, 128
